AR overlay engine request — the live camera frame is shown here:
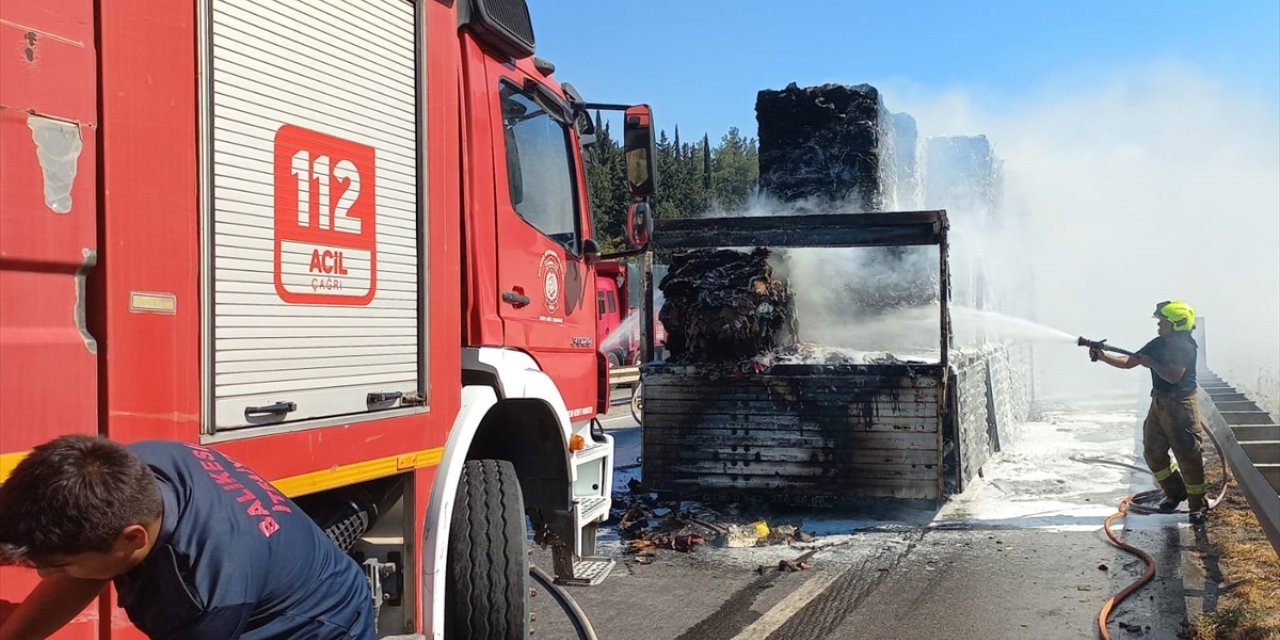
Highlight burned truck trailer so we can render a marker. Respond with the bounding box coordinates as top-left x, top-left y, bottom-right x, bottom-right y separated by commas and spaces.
639, 212, 1033, 505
